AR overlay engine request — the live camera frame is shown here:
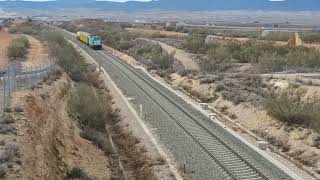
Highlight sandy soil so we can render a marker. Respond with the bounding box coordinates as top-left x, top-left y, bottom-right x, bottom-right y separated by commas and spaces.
24, 35, 50, 67
11, 74, 112, 179
0, 31, 16, 68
